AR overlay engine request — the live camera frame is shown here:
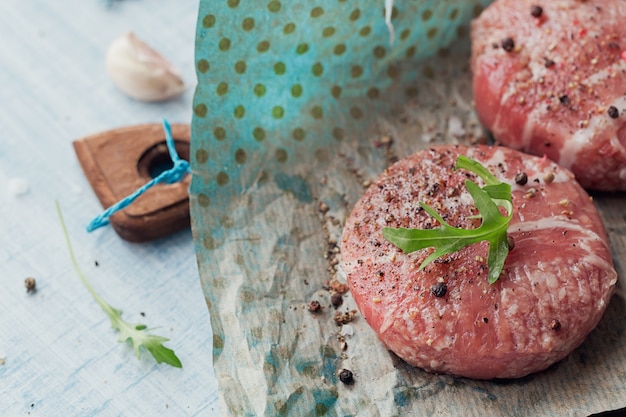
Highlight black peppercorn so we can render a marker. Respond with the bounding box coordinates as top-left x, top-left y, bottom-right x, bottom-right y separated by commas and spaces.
338, 368, 354, 385
515, 172, 528, 185
608, 106, 619, 119
501, 37, 515, 52
550, 319, 562, 331
331, 293, 343, 308
559, 95, 570, 106
431, 282, 447, 298
530, 5, 543, 18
